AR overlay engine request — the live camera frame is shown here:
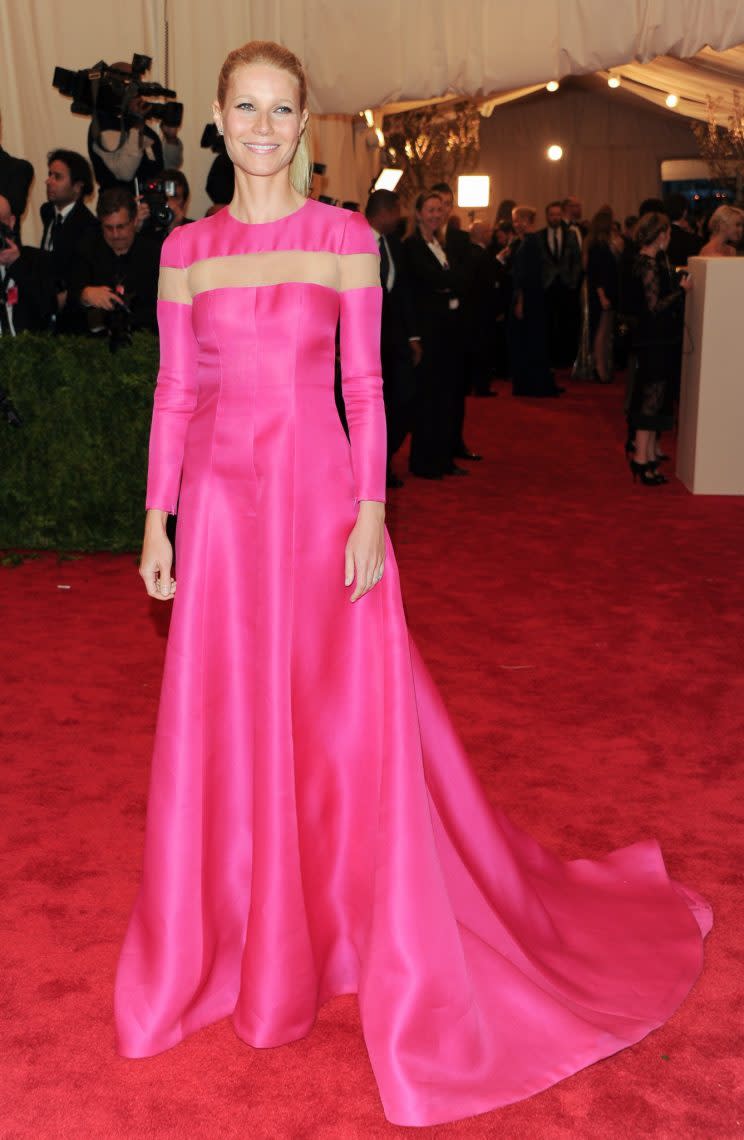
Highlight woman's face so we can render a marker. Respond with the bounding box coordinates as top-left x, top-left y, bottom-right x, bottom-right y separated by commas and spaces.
724, 214, 744, 243
418, 197, 444, 233
213, 63, 308, 182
